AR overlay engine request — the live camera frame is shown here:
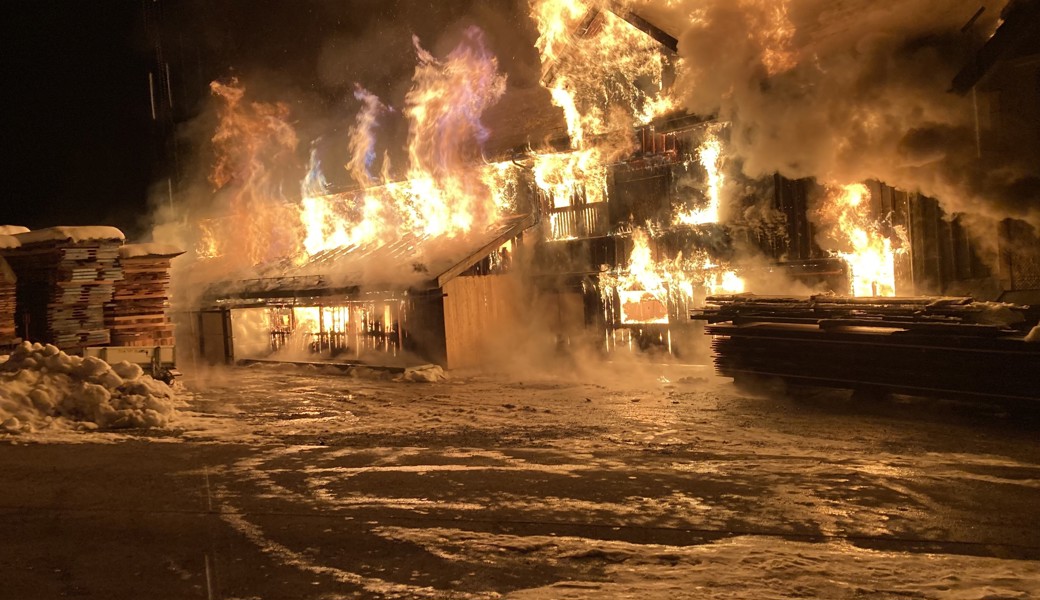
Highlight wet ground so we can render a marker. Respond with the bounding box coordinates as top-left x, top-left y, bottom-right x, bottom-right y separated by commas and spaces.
2, 363, 1038, 599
